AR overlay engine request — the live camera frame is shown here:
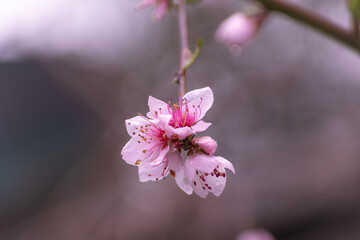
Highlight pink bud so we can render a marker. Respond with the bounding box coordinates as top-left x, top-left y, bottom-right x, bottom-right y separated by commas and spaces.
193, 136, 217, 155
235, 229, 275, 240
135, 0, 170, 21
214, 12, 267, 54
